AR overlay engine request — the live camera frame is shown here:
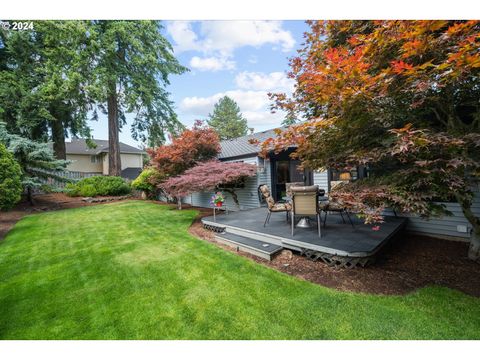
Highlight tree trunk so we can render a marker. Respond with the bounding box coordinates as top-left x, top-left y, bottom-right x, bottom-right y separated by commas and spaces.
455, 193, 480, 262
51, 119, 66, 160
107, 83, 121, 176
27, 186, 35, 206
177, 197, 182, 210
224, 189, 240, 209
469, 231, 480, 263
